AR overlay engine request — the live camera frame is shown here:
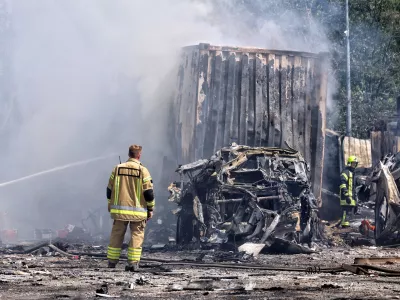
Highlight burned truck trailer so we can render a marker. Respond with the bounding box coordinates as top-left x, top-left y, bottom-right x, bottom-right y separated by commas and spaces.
167, 44, 329, 249
171, 43, 329, 205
